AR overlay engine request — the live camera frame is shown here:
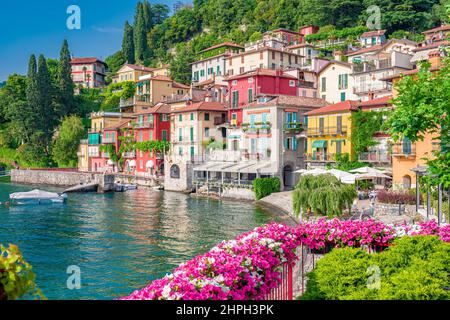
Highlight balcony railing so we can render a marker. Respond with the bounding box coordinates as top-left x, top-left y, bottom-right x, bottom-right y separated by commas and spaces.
305, 153, 338, 162
102, 138, 116, 144
353, 83, 390, 94
392, 143, 416, 157
306, 126, 347, 136
123, 151, 136, 158
88, 151, 99, 157
358, 150, 392, 163
283, 123, 303, 133
353, 59, 392, 73
135, 122, 154, 129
